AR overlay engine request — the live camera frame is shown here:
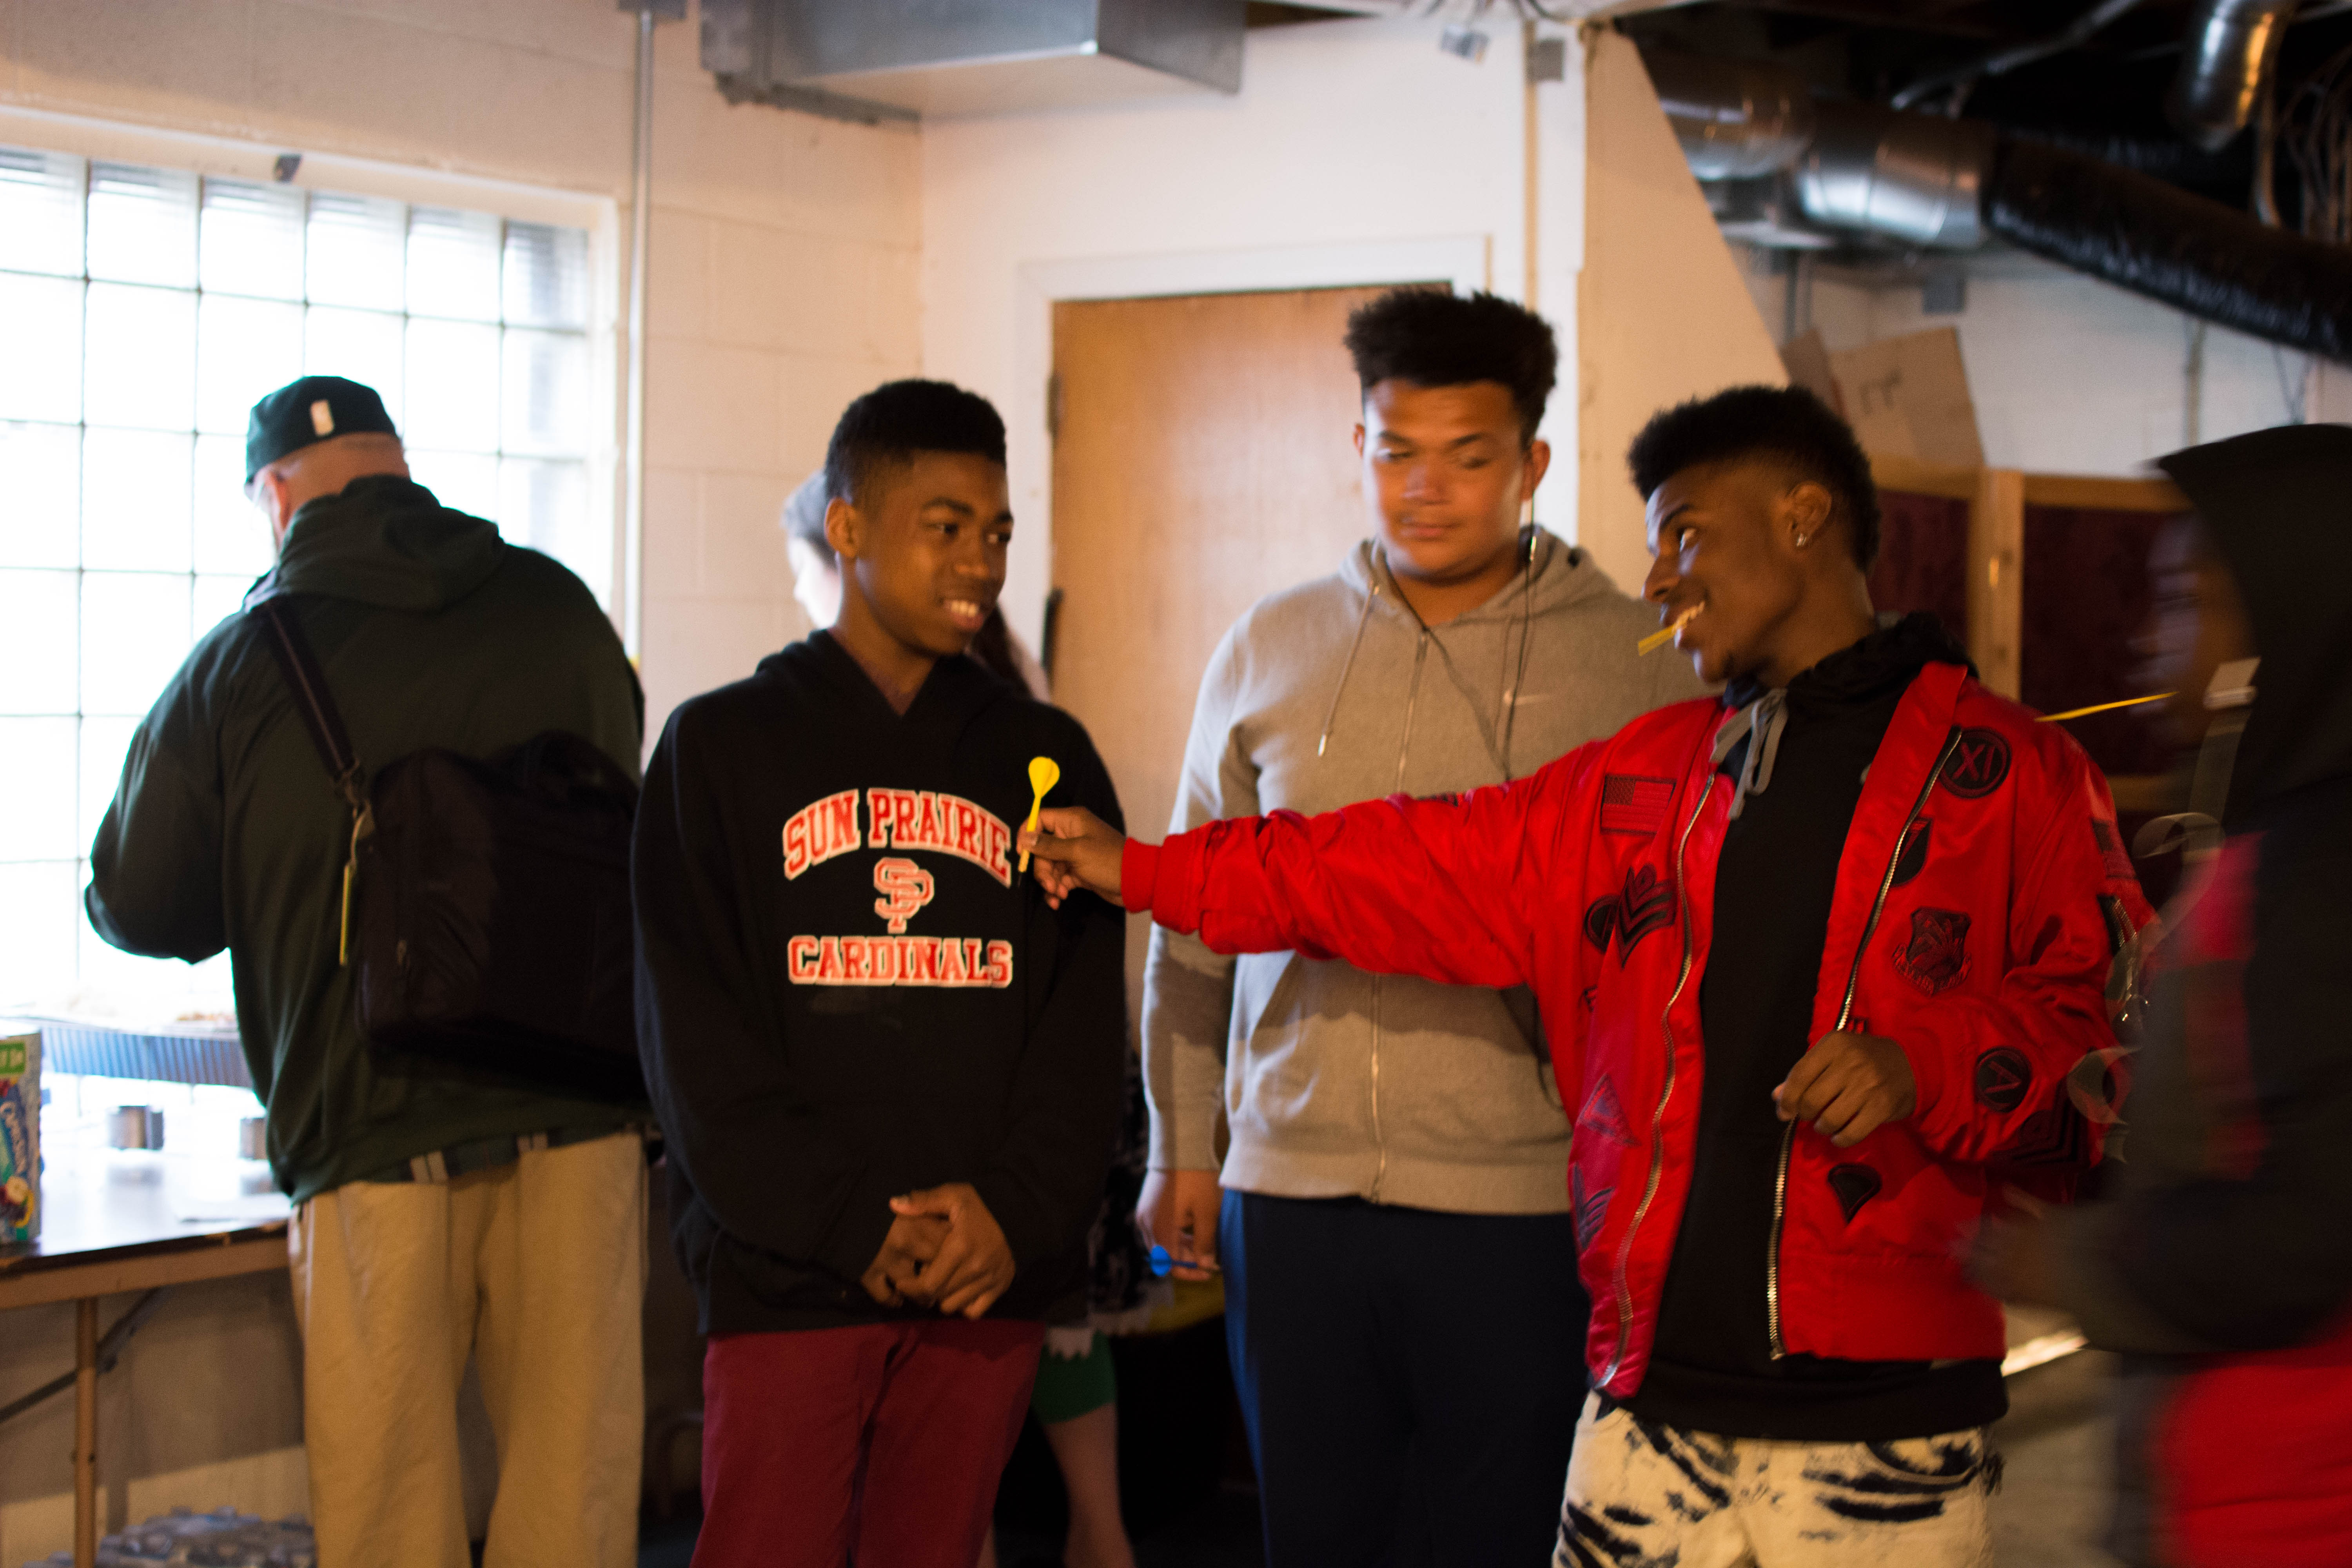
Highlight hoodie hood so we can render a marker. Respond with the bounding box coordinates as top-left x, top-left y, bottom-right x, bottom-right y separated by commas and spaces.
1334, 526, 1617, 624
264, 474, 506, 612
1722, 611, 1975, 713
2158, 424, 2352, 823
1322, 527, 1626, 777
1713, 612, 1973, 818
